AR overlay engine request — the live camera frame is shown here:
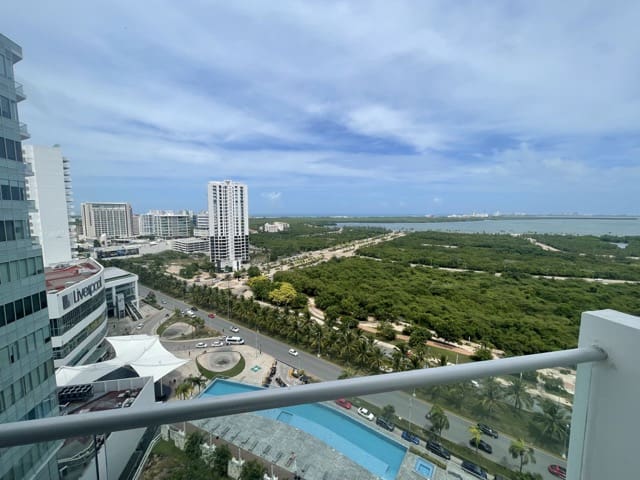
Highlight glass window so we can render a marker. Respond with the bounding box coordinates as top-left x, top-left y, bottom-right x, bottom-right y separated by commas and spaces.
0, 305, 4, 326
1, 184, 10, 200
14, 220, 24, 240
18, 259, 27, 277
10, 186, 20, 200
0, 96, 10, 118
0, 221, 5, 242
14, 298, 24, 320
23, 295, 33, 316
5, 138, 15, 160
5, 220, 15, 241
15, 141, 22, 162
0, 53, 6, 76
31, 293, 40, 312
27, 257, 36, 275
5, 302, 15, 324
40, 291, 47, 309
0, 137, 5, 158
